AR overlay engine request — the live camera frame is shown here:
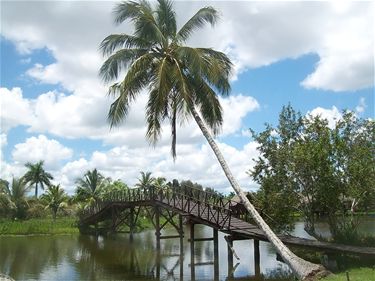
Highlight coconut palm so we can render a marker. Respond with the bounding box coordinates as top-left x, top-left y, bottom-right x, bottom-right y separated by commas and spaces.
75, 169, 108, 205
23, 160, 53, 198
1, 177, 29, 219
41, 184, 68, 220
99, 0, 325, 278
135, 171, 155, 188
